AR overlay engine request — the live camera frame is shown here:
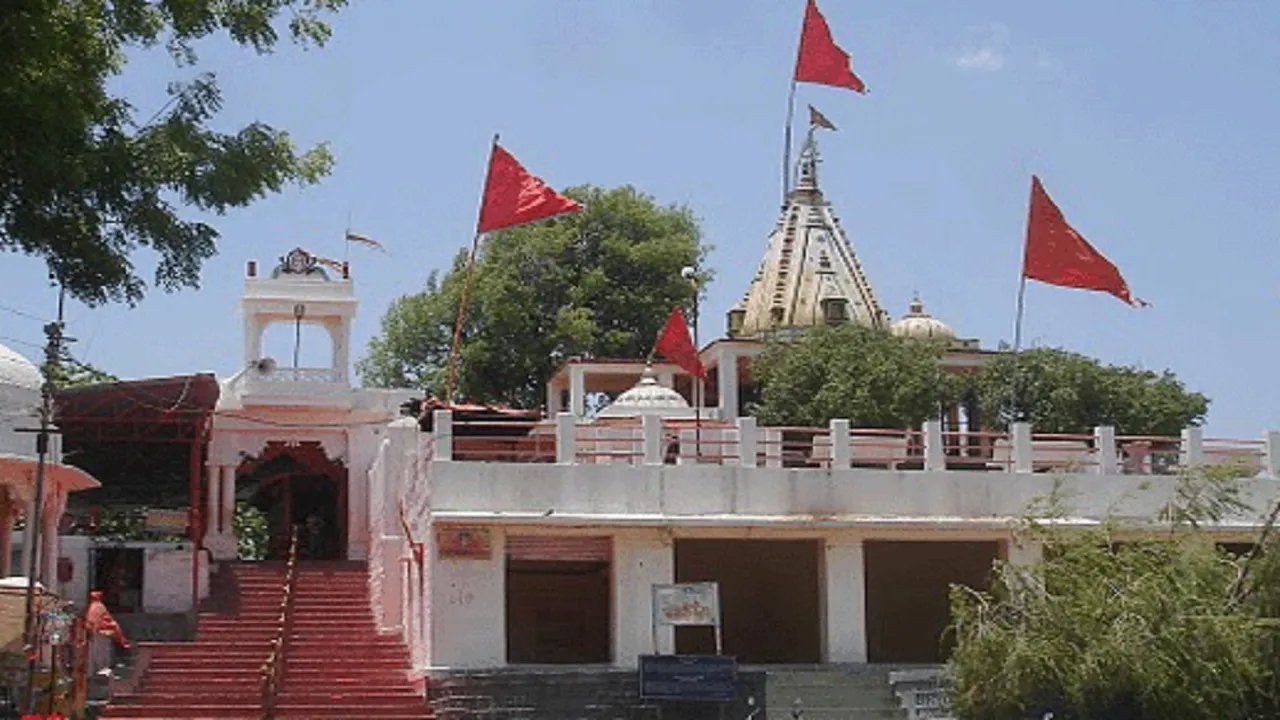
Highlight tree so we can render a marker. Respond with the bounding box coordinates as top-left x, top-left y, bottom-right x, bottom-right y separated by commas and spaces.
359, 185, 708, 408
54, 357, 117, 388
749, 323, 960, 428
975, 347, 1209, 435
949, 468, 1280, 720
1, 0, 342, 306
